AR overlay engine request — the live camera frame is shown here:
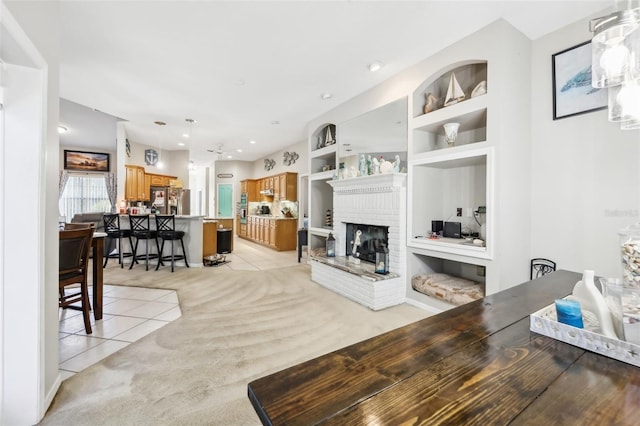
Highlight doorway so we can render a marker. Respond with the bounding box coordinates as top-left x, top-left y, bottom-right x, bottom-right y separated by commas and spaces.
217, 183, 233, 217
